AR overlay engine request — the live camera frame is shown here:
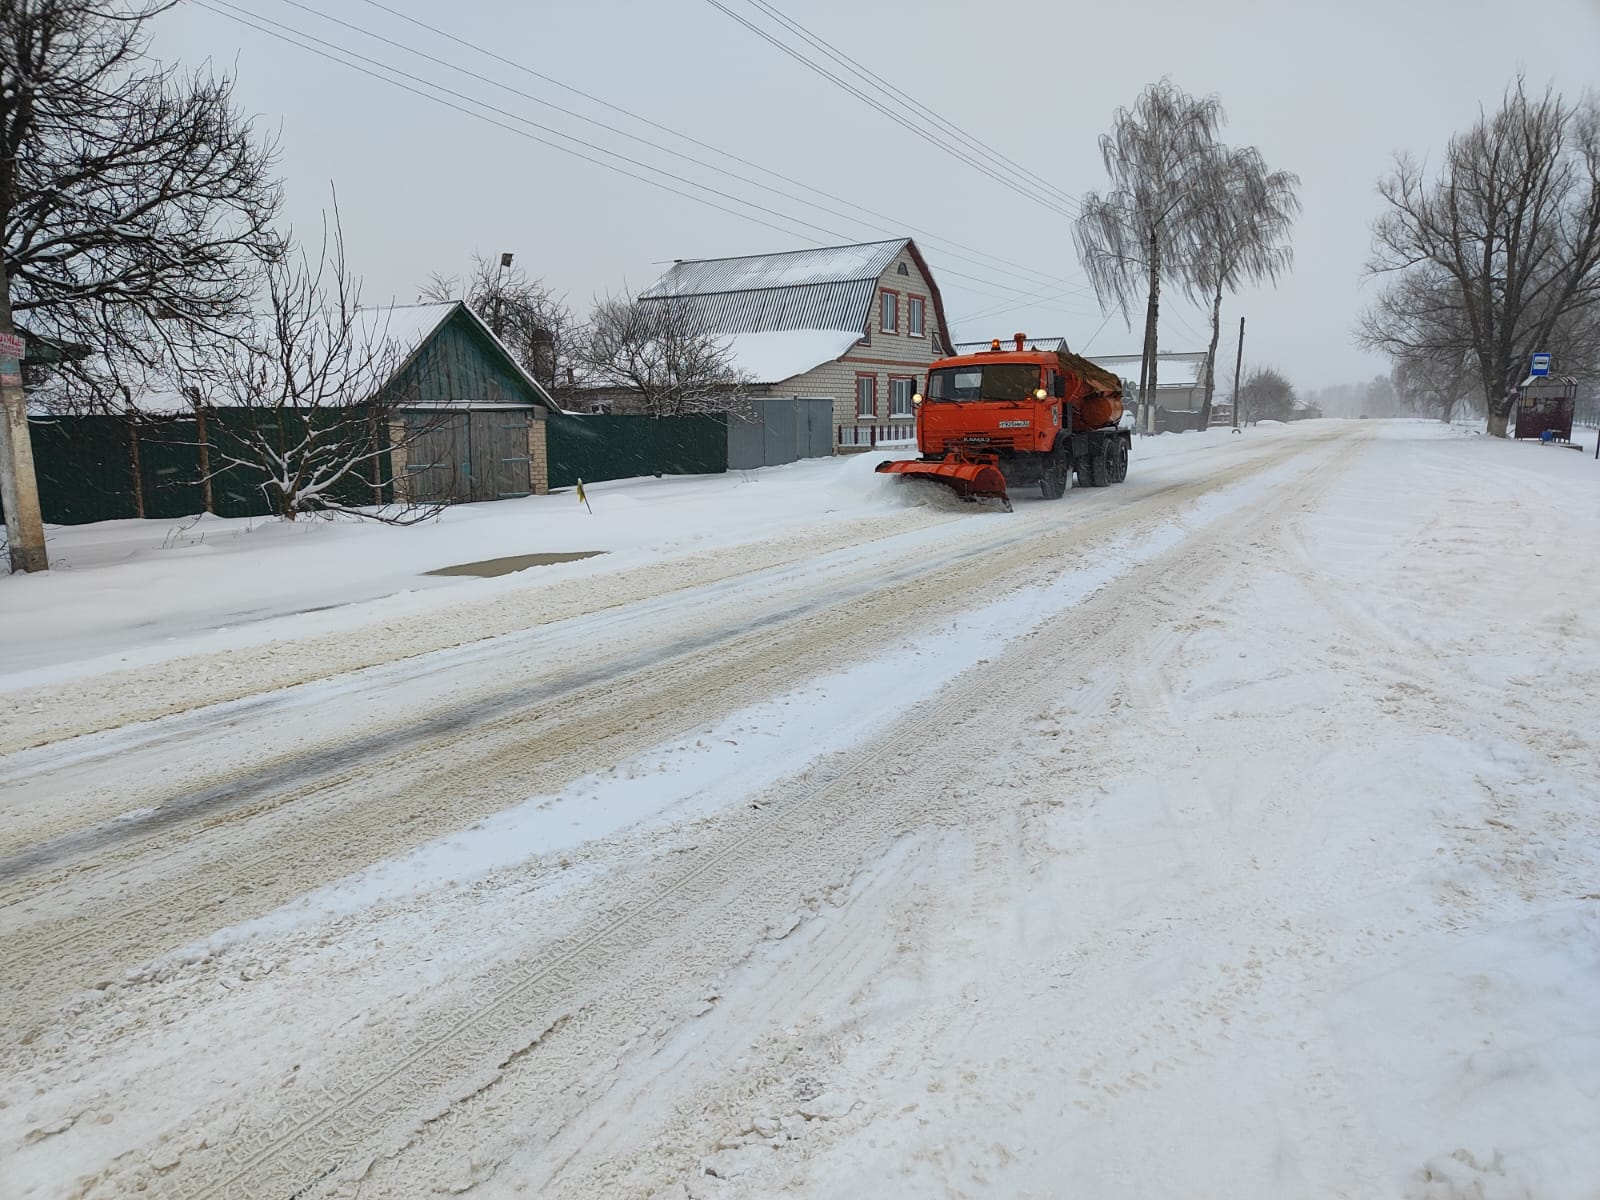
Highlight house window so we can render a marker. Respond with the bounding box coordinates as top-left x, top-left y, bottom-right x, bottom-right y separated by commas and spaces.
897, 262, 909, 276
908, 296, 925, 338
856, 374, 877, 419
880, 290, 898, 334
890, 376, 916, 419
